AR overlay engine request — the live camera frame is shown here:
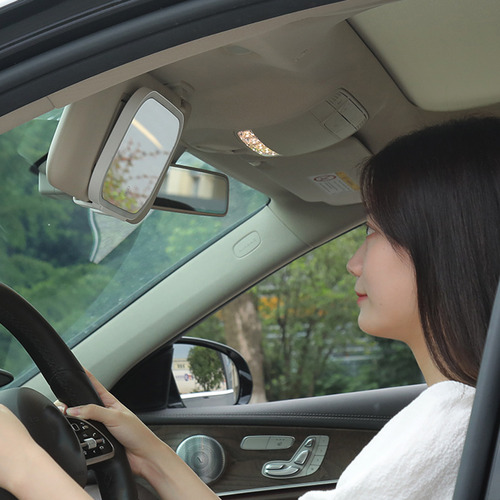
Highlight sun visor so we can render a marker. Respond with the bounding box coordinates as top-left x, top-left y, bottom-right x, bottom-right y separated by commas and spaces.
47, 77, 186, 223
